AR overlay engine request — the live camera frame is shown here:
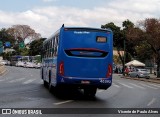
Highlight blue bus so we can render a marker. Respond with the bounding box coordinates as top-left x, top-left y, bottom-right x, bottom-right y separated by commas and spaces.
41, 26, 113, 97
